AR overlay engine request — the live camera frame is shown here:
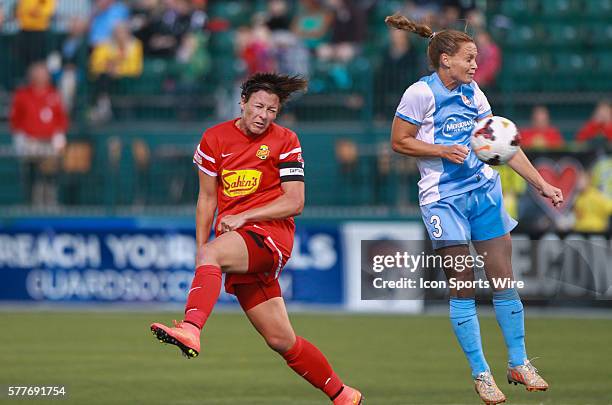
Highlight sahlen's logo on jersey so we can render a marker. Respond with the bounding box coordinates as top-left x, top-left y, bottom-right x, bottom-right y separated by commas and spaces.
442, 116, 475, 137
256, 145, 270, 160
221, 169, 262, 197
